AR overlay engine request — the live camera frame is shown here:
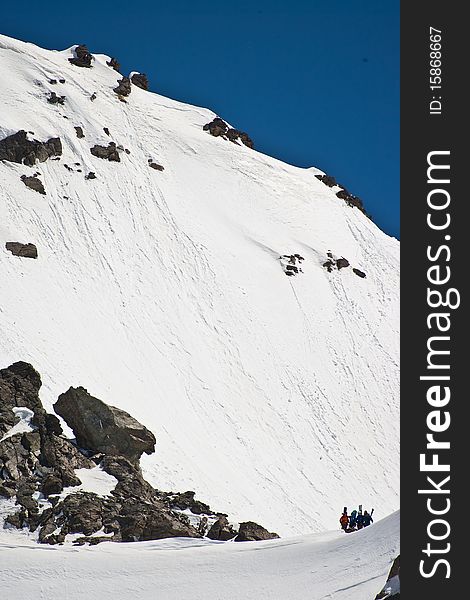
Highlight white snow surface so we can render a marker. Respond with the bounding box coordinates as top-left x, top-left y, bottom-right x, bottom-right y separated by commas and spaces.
0, 34, 399, 535
0, 407, 34, 441
0, 510, 399, 600
64, 466, 118, 497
